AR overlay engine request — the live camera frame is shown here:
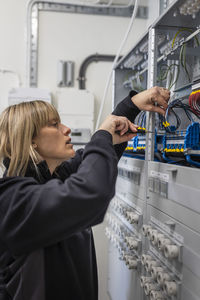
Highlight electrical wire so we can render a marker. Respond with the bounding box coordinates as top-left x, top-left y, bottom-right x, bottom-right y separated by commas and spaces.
172, 28, 200, 50
136, 111, 146, 128
168, 64, 180, 90
189, 90, 200, 117
158, 28, 200, 90
180, 44, 191, 82
163, 98, 200, 133
172, 28, 200, 84
157, 63, 180, 90
95, 0, 139, 131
